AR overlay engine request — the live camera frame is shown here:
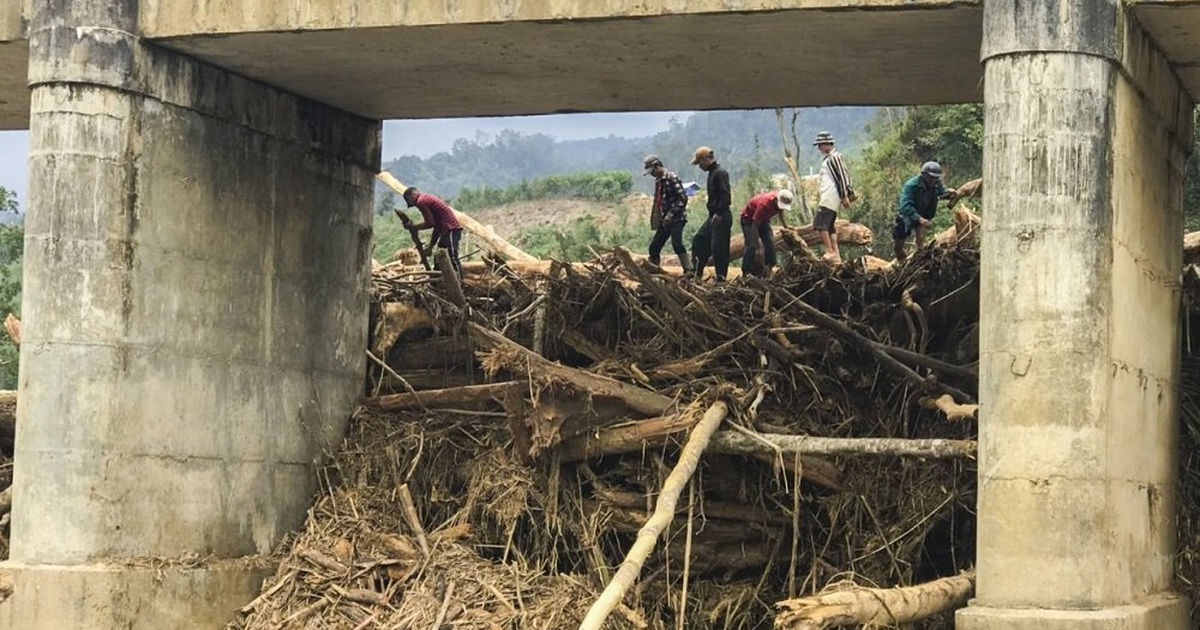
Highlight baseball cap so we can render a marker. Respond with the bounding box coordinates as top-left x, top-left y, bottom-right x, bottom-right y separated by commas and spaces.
691, 146, 714, 165
777, 189, 794, 211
